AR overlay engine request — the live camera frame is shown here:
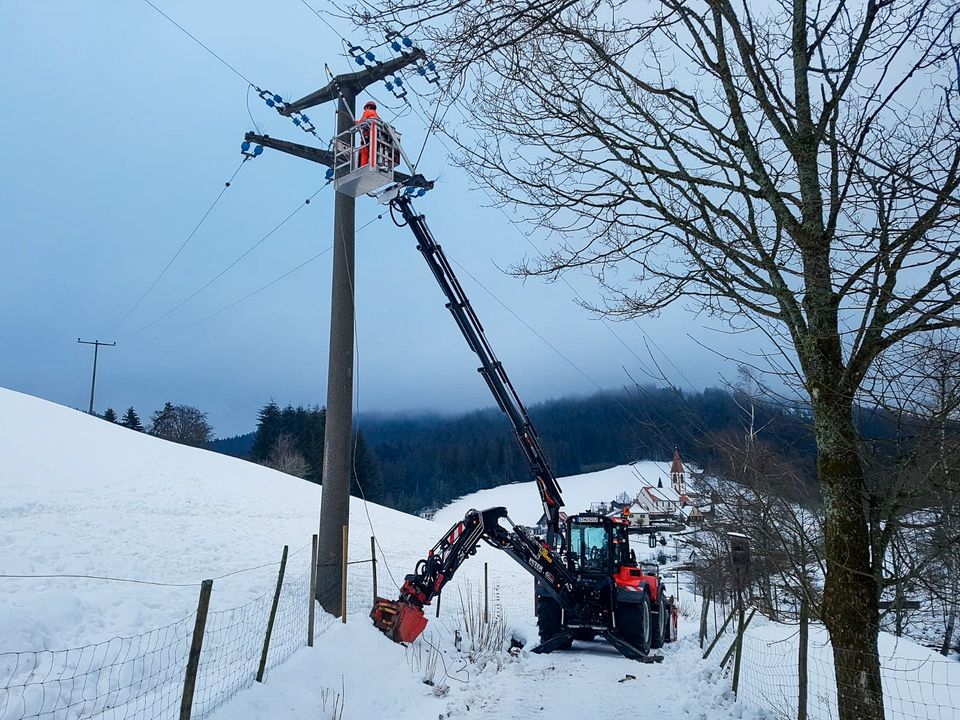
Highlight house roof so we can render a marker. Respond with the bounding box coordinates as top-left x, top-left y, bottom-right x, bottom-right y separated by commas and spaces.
643, 485, 682, 503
